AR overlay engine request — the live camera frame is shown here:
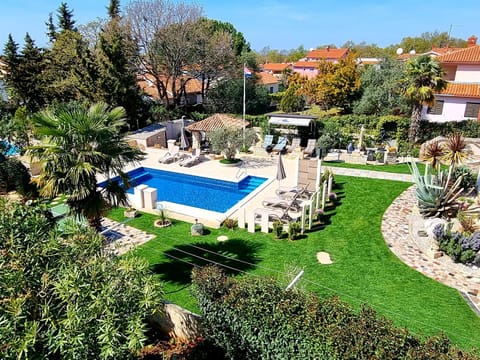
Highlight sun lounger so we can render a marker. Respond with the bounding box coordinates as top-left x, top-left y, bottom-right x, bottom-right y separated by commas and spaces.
303, 139, 317, 157
158, 146, 180, 164
275, 184, 311, 200
263, 134, 274, 149
271, 136, 288, 154
287, 137, 301, 153
179, 148, 201, 167
262, 195, 301, 211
